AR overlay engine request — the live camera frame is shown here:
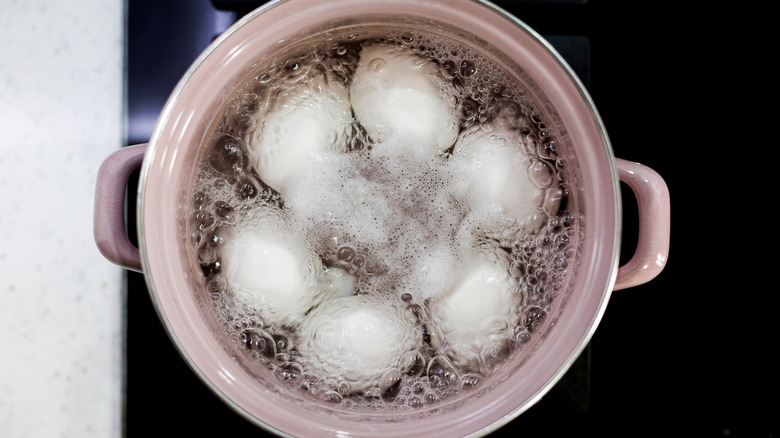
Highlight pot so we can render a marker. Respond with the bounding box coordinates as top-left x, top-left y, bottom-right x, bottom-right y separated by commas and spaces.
94, 0, 670, 436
